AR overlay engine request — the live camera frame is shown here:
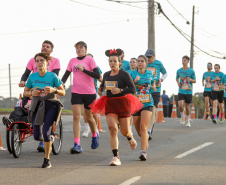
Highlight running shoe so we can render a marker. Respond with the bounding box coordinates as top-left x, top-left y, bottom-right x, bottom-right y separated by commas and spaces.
37, 142, 45, 152
211, 115, 214, 121
219, 117, 224, 124
128, 137, 137, 150
42, 158, 51, 168
180, 117, 185, 125
186, 121, 191, 127
139, 150, 147, 161
205, 114, 210, 120
212, 118, 217, 124
2, 117, 12, 128
148, 129, 152, 140
91, 133, 99, 149
70, 143, 83, 154
82, 126, 91, 137
109, 157, 121, 166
